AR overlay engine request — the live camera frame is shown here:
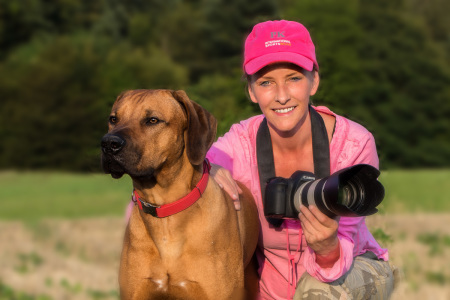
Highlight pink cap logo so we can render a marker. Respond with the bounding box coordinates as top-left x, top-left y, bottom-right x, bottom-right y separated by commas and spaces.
270, 31, 285, 38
